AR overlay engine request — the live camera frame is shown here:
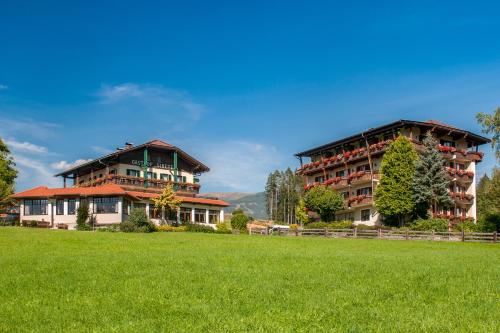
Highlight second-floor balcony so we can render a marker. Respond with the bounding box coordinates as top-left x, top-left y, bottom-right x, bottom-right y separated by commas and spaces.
78, 174, 201, 195
450, 192, 474, 205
